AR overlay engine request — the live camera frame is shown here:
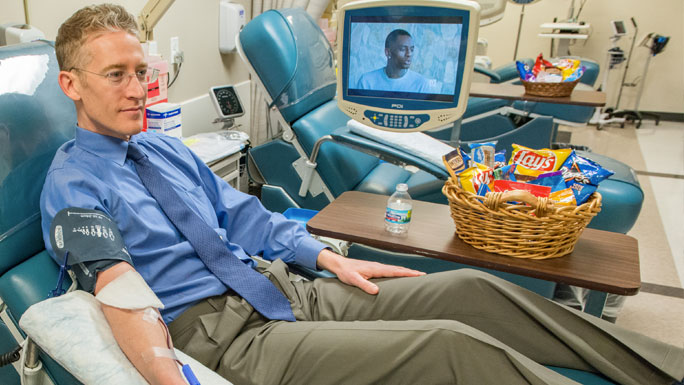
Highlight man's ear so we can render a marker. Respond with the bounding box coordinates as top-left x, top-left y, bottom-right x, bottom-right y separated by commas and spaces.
58, 70, 82, 102
385, 47, 390, 59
